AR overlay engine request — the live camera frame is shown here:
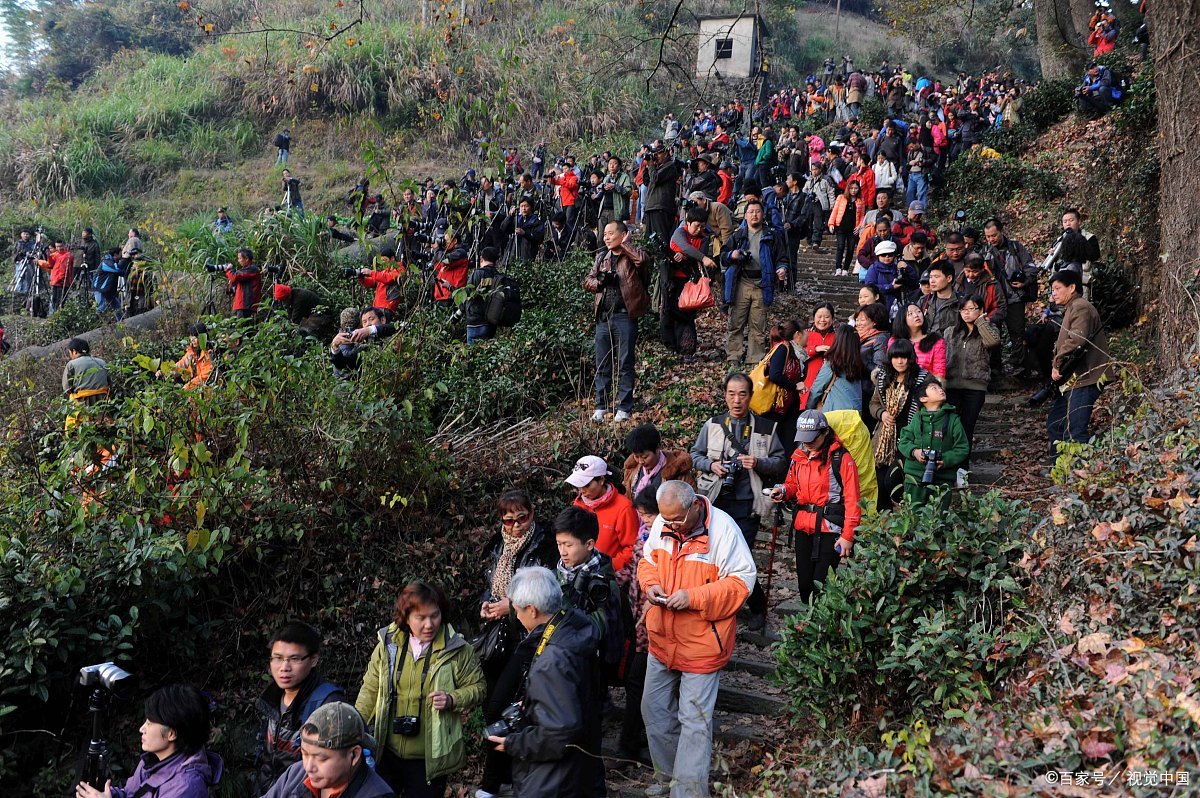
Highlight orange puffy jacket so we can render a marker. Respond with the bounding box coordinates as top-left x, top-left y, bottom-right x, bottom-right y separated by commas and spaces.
574, 486, 639, 572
